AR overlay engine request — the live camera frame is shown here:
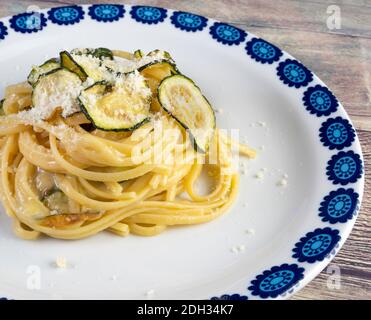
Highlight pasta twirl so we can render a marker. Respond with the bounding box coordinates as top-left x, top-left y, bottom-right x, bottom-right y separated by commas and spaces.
0, 49, 256, 240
